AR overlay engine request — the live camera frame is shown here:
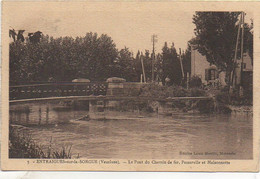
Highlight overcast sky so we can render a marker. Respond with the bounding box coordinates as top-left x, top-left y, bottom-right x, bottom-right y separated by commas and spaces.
6, 2, 252, 55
